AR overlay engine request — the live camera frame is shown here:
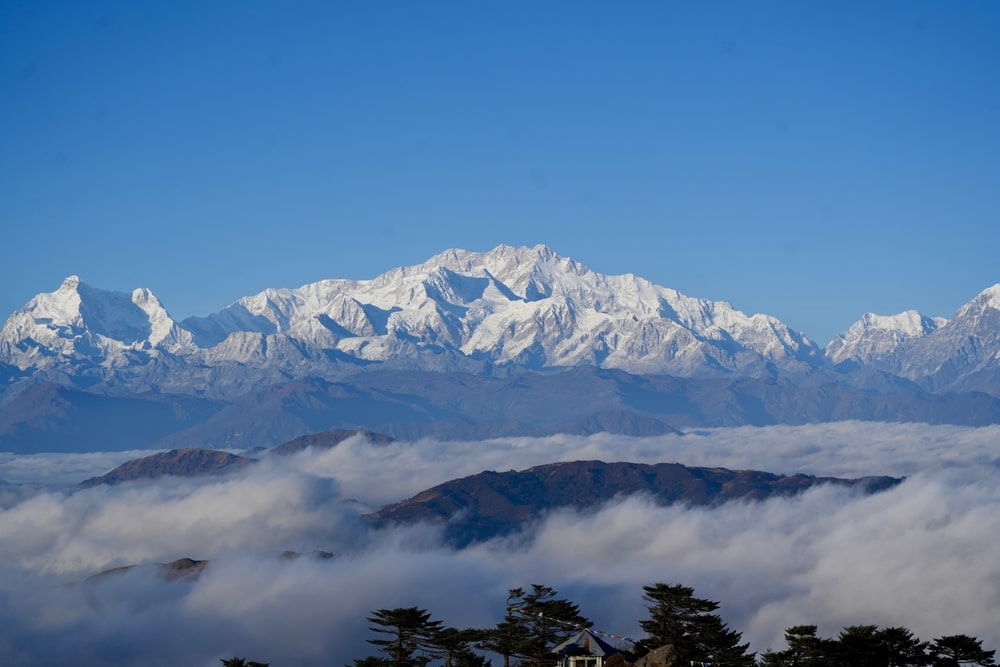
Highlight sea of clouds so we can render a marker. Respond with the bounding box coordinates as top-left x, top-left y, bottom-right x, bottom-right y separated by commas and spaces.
1, 421, 998, 666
